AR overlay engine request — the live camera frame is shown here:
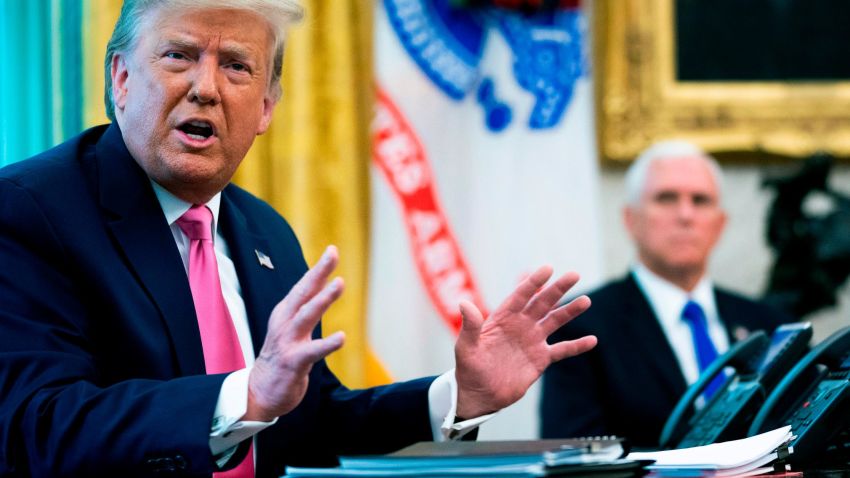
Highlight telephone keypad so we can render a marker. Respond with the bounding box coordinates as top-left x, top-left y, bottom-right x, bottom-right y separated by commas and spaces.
678, 381, 761, 448
786, 379, 847, 440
